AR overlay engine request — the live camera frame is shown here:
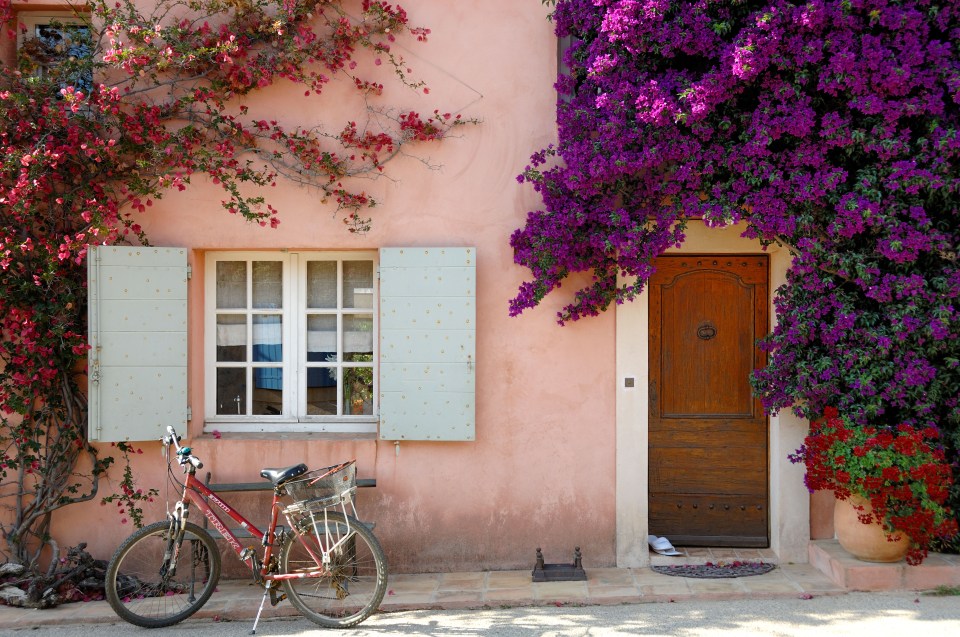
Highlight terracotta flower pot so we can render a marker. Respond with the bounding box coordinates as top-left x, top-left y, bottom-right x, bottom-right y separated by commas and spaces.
834, 495, 909, 563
